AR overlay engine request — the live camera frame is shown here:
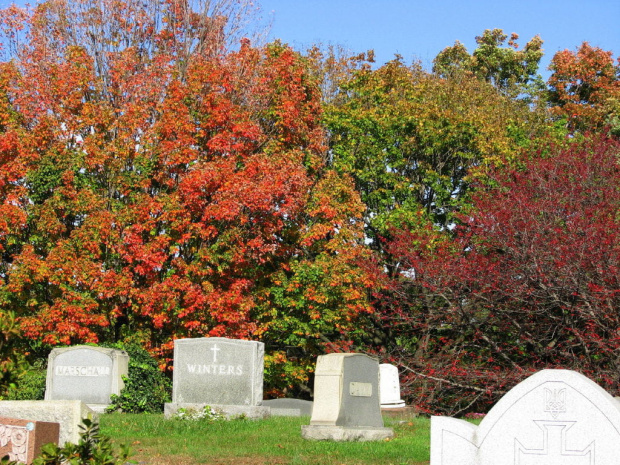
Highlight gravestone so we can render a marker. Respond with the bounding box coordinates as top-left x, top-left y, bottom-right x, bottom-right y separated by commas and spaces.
379, 363, 406, 408
301, 353, 394, 441
262, 398, 313, 417
0, 400, 95, 445
431, 369, 620, 464
164, 337, 269, 419
45, 346, 129, 413
0, 417, 59, 464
